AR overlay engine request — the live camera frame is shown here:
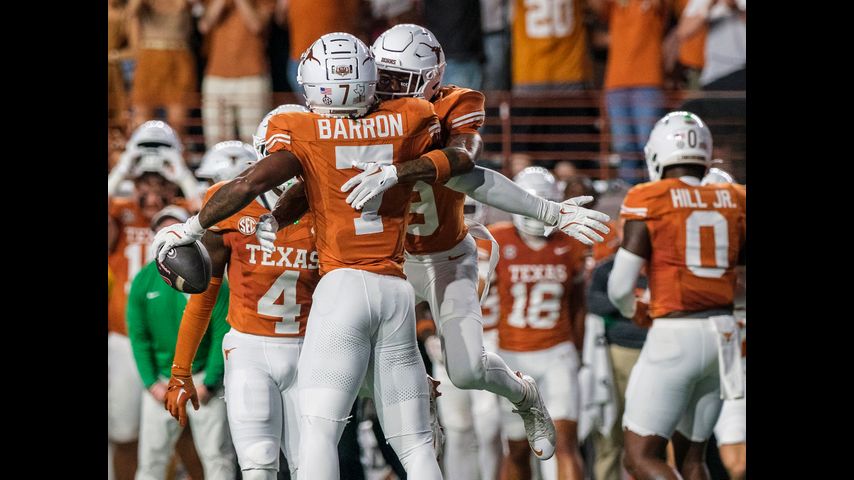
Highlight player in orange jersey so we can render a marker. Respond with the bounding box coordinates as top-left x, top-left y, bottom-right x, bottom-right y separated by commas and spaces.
357, 24, 611, 463
153, 33, 469, 480
607, 112, 745, 480
257, 25, 611, 467
487, 168, 589, 480
107, 120, 197, 480
163, 105, 318, 480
